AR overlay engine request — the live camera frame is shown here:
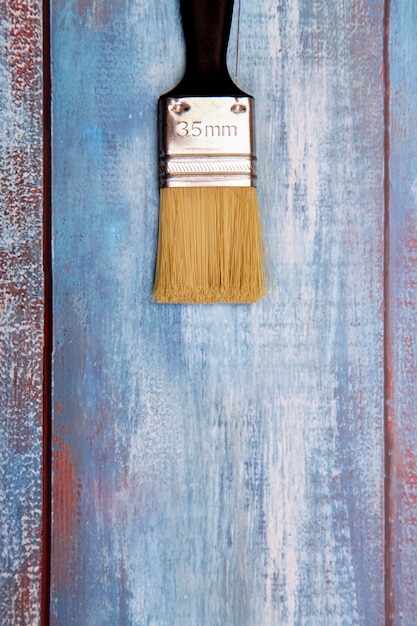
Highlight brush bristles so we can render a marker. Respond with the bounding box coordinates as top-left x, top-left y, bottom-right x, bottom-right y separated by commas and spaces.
152, 186, 267, 304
